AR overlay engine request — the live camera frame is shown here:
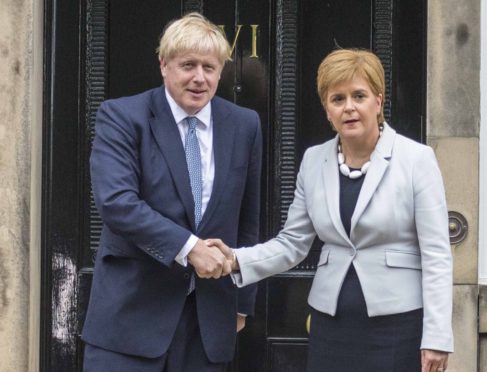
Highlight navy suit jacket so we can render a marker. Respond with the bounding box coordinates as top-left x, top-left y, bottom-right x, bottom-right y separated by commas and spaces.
81, 86, 262, 363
